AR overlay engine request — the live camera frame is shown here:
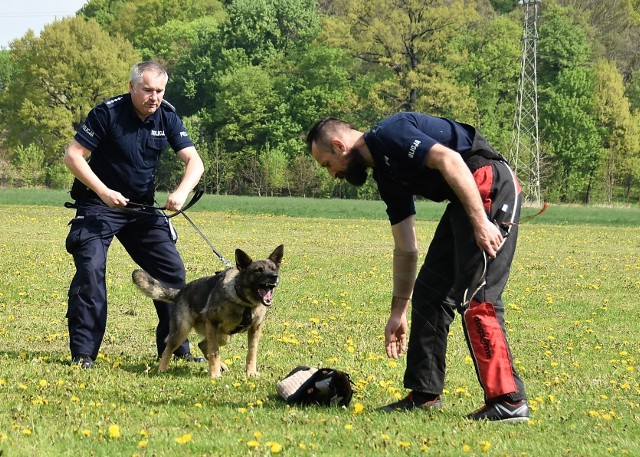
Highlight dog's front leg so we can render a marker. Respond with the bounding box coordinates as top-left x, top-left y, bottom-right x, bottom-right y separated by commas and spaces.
246, 323, 263, 377
204, 320, 223, 378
